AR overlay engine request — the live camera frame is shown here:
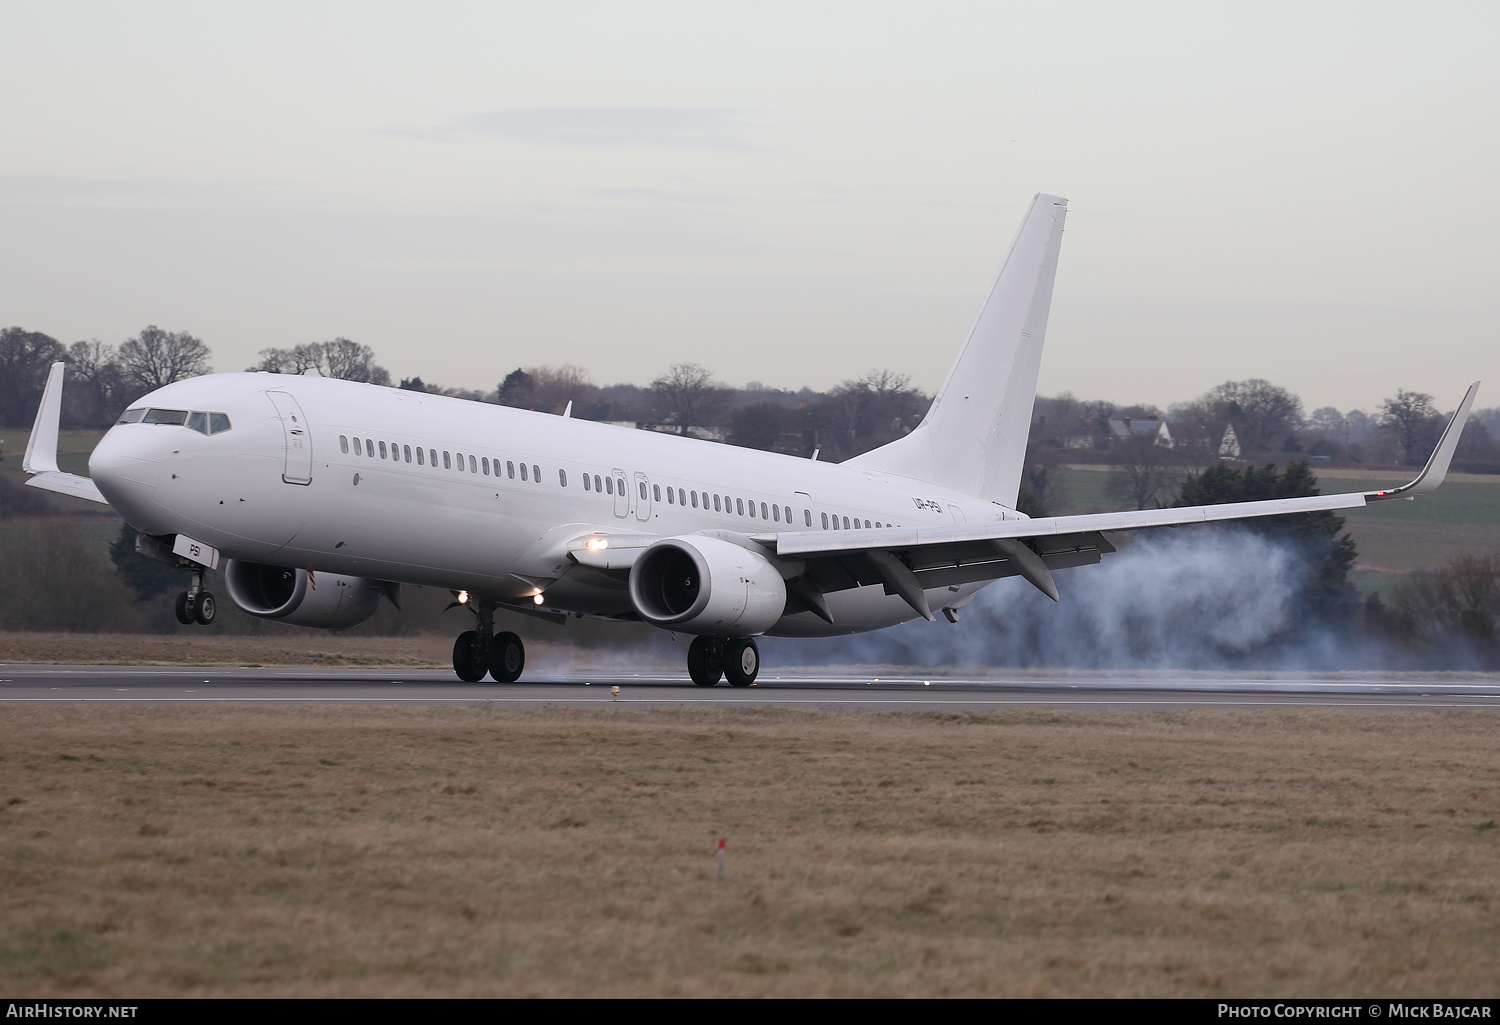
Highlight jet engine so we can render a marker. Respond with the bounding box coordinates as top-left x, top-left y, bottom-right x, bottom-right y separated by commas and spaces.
628, 535, 786, 636
223, 560, 383, 630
